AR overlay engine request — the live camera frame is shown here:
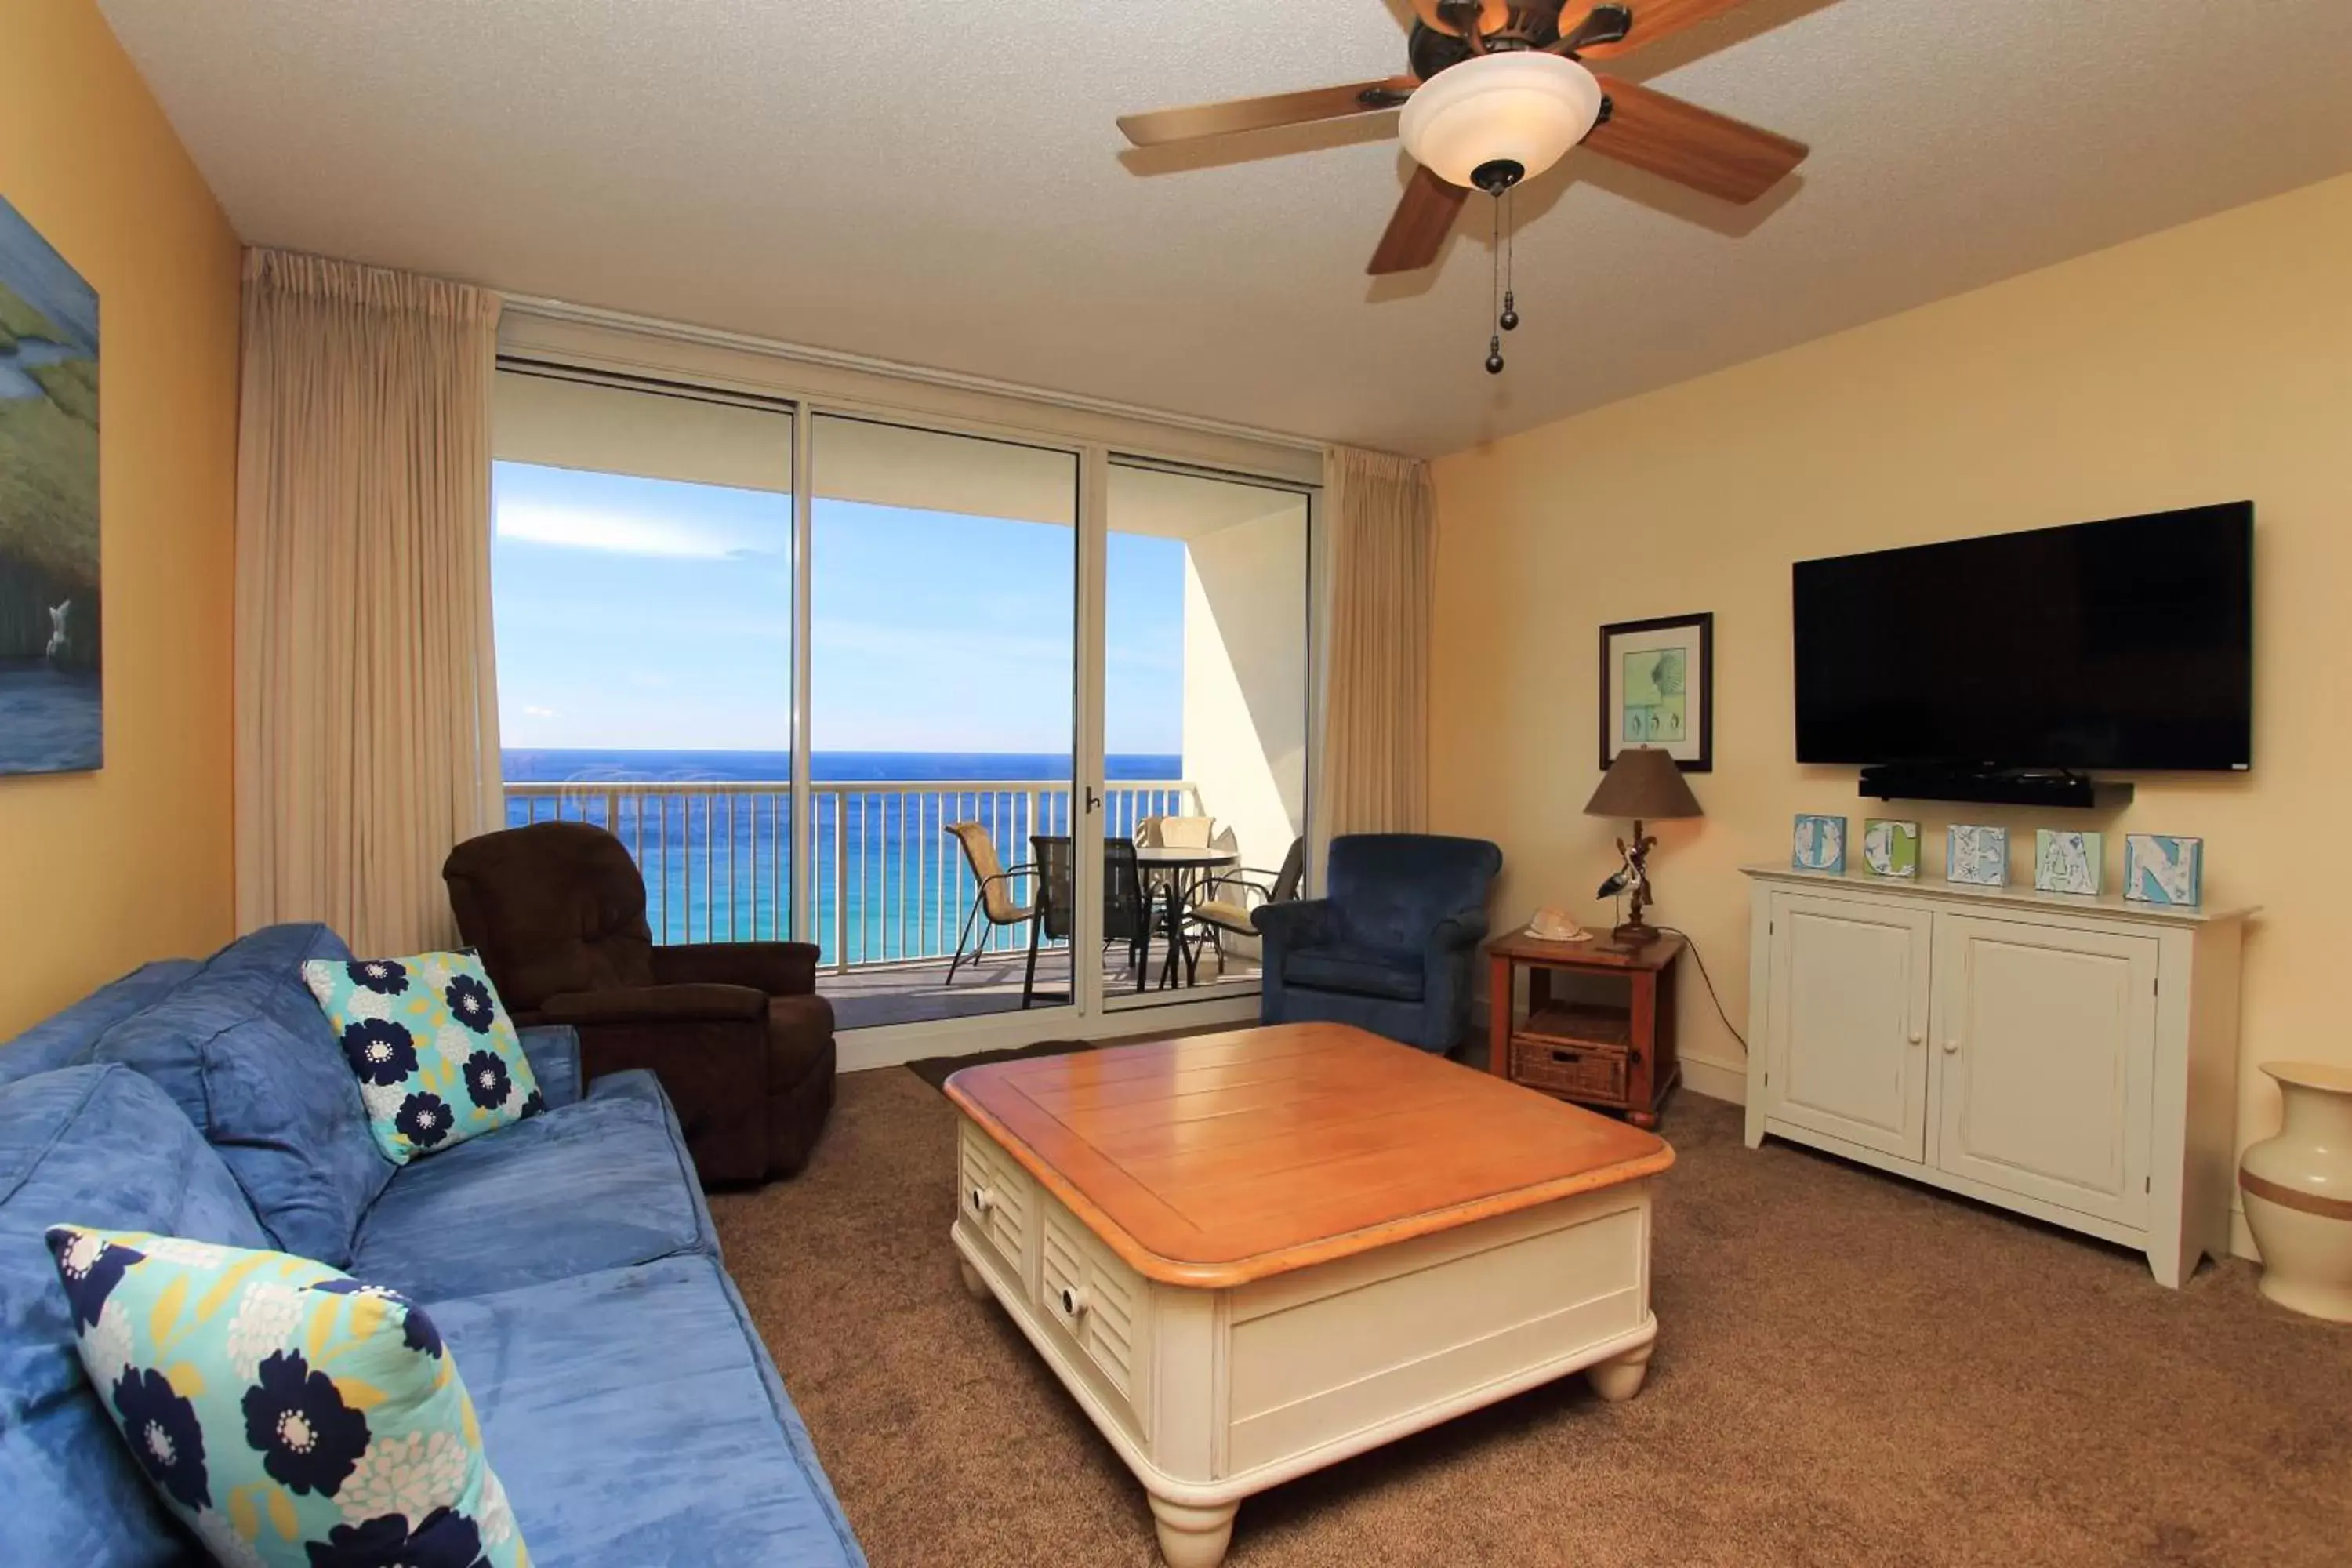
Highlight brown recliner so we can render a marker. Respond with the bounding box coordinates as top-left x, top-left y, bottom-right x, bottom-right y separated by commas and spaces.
441, 821, 835, 1185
